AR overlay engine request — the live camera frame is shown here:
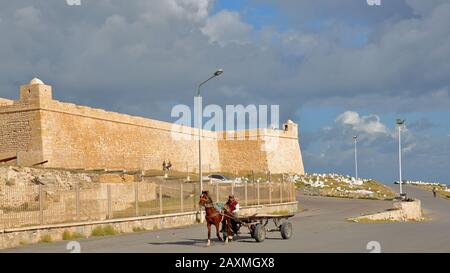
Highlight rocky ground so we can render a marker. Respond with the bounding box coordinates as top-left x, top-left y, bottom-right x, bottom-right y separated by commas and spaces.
0, 166, 94, 189
292, 173, 396, 200
0, 166, 142, 190
407, 183, 450, 199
